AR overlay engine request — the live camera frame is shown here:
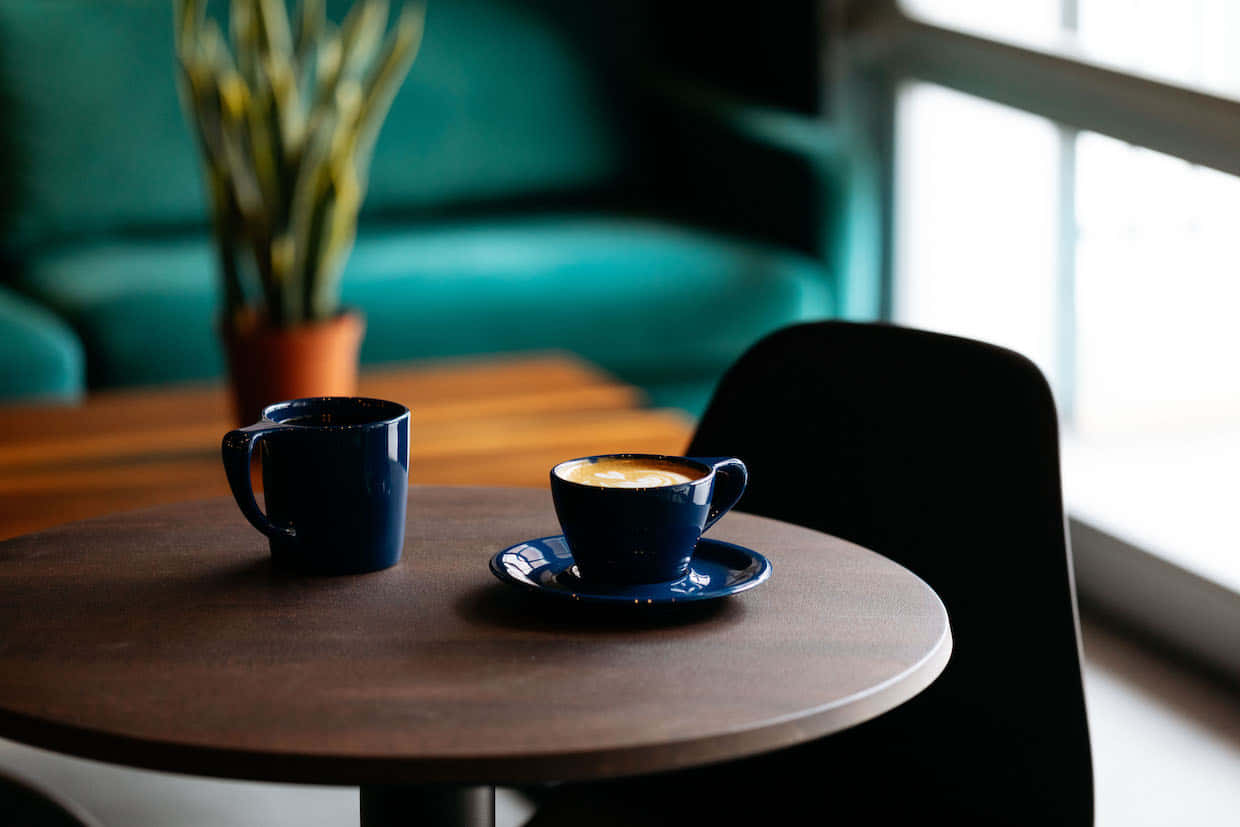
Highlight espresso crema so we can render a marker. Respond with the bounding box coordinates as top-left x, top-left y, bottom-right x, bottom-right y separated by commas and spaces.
556, 457, 704, 488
